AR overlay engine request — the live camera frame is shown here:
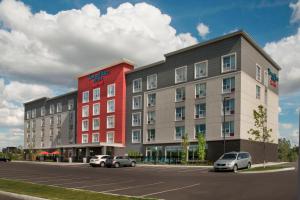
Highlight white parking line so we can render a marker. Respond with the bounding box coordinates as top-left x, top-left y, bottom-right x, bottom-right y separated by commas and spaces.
101, 182, 164, 193
18, 175, 75, 181
74, 180, 134, 189
140, 183, 200, 197
52, 178, 112, 186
